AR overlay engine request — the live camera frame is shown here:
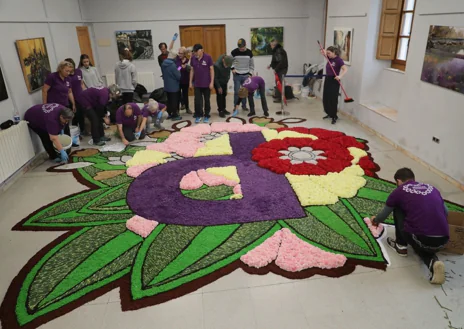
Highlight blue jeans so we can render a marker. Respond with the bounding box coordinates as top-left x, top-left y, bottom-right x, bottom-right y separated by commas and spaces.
234, 74, 249, 108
